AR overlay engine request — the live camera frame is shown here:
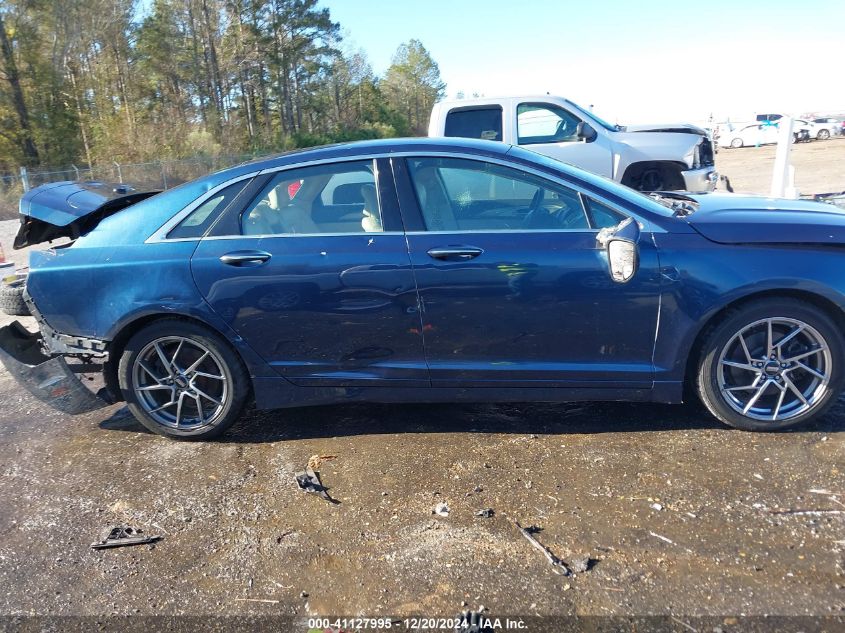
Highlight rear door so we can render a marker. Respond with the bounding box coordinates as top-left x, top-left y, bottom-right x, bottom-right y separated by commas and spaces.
189, 158, 428, 387
393, 154, 662, 388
